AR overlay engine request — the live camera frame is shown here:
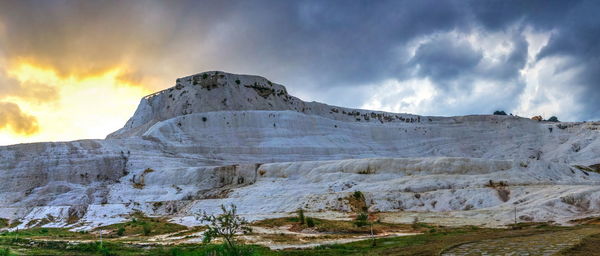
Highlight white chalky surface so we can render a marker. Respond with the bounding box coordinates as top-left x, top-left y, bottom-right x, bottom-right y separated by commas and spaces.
1, 71, 599, 230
